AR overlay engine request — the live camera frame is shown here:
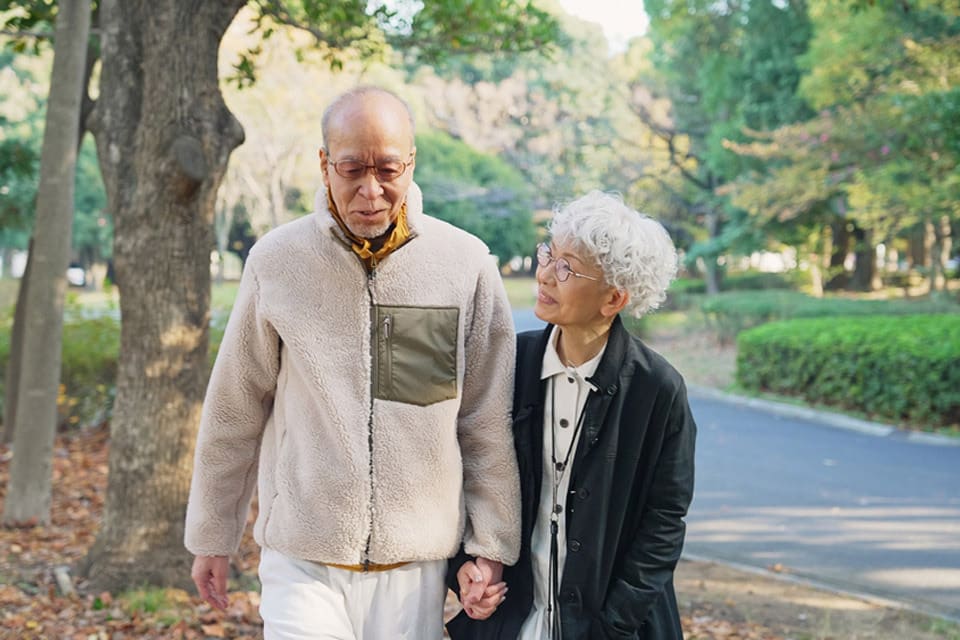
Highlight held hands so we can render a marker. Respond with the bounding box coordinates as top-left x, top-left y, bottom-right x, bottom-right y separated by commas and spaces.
456, 556, 507, 620
191, 555, 230, 610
